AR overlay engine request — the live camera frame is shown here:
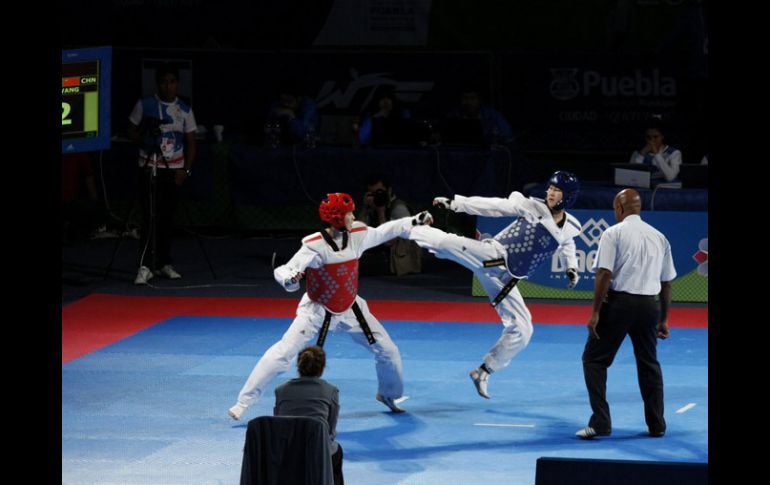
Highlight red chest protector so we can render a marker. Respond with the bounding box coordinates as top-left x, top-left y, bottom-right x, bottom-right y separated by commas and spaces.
306, 259, 359, 313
